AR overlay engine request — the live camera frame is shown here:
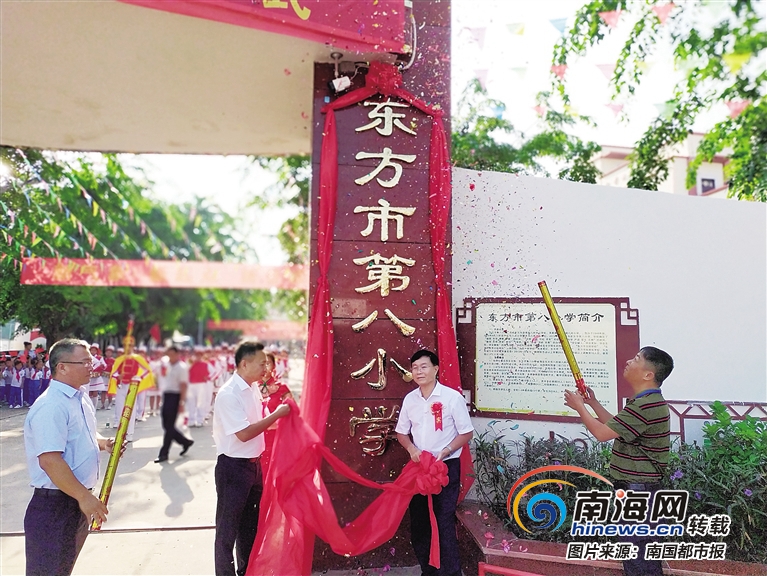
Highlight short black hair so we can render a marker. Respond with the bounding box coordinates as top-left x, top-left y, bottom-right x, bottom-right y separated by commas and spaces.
410, 349, 439, 366
49, 338, 89, 377
167, 345, 180, 353
235, 341, 265, 367
640, 346, 674, 385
